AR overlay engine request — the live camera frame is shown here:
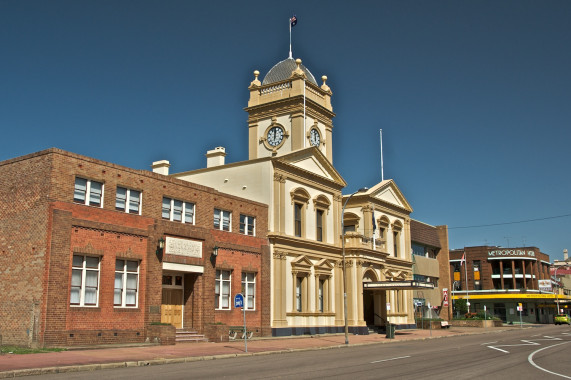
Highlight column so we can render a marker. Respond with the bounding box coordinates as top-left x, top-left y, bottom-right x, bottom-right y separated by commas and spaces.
511, 260, 516, 289
500, 261, 505, 289
272, 252, 288, 327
